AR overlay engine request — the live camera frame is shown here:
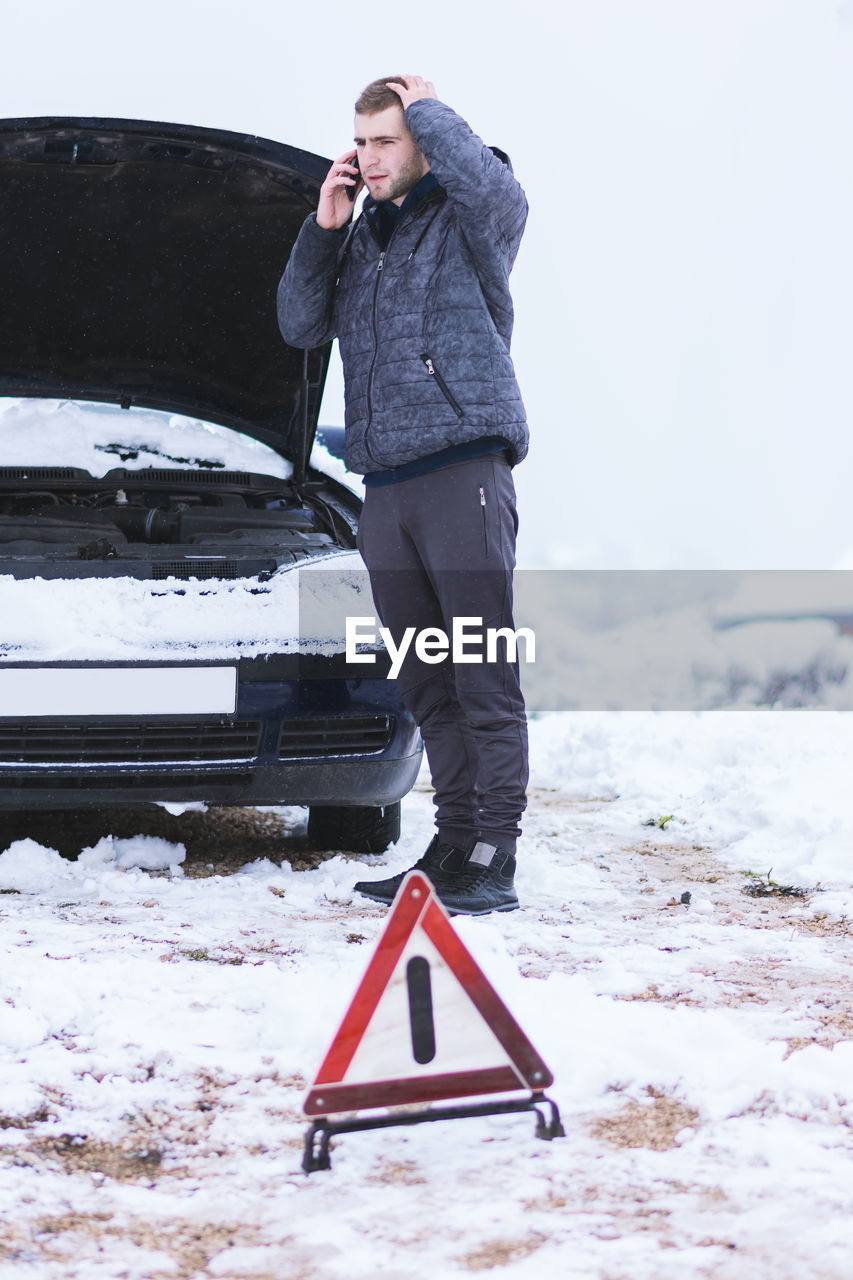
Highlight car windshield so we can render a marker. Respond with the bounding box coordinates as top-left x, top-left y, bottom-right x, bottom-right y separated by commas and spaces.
0, 398, 292, 479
